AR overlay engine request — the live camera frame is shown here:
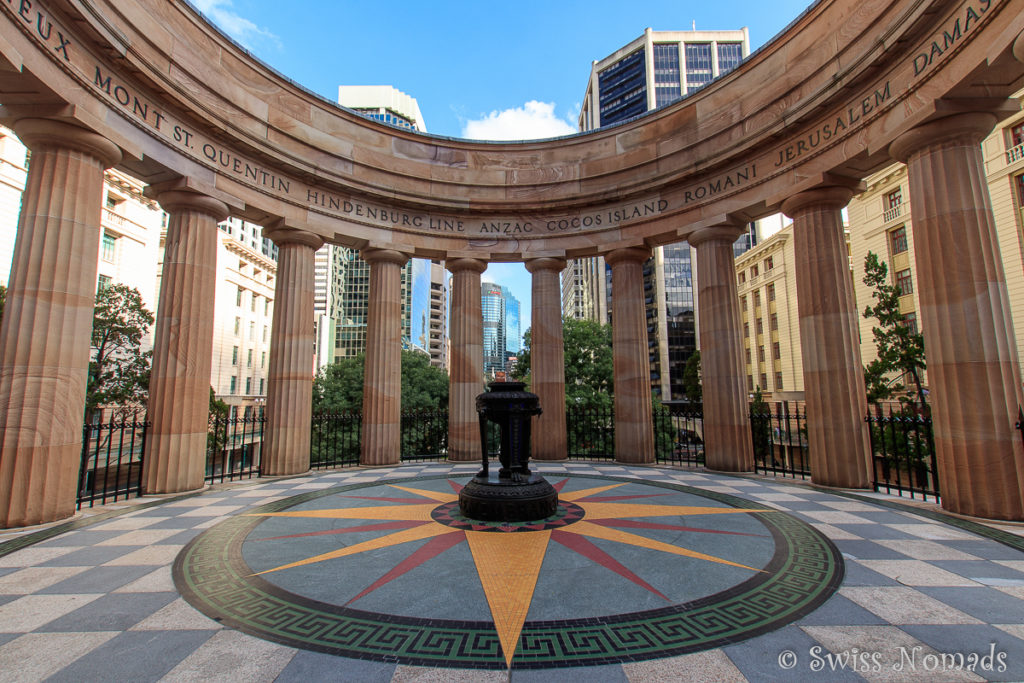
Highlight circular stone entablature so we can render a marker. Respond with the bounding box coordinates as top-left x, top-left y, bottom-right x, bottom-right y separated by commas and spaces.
1, 0, 1021, 260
